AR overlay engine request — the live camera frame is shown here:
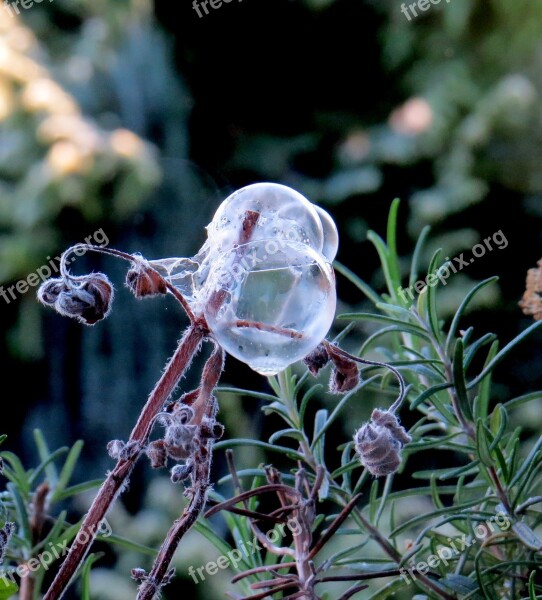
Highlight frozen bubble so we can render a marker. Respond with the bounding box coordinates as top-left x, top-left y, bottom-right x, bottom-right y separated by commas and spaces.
202, 240, 336, 375
314, 204, 339, 262
207, 183, 325, 254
